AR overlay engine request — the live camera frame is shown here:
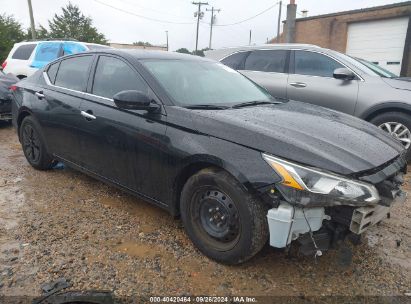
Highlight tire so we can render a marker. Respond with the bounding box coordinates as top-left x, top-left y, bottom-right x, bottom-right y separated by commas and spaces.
20, 116, 54, 170
370, 112, 411, 161
180, 167, 268, 265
